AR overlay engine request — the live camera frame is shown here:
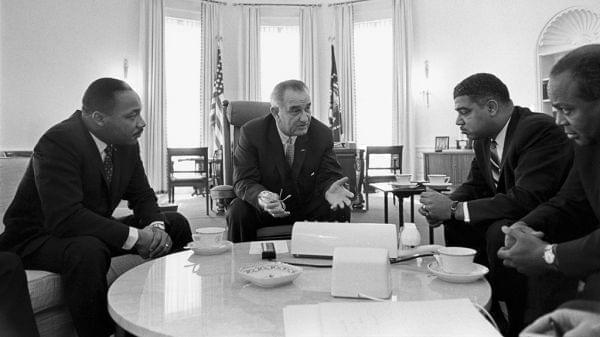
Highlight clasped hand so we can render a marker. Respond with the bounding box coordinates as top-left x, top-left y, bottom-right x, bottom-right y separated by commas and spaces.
419, 189, 451, 227
135, 227, 172, 259
258, 190, 290, 218
496, 221, 549, 275
325, 177, 354, 210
